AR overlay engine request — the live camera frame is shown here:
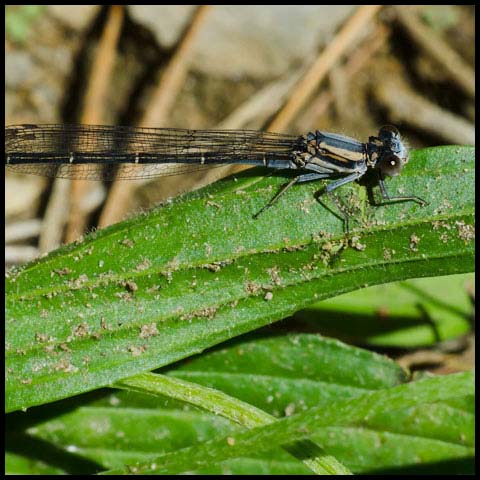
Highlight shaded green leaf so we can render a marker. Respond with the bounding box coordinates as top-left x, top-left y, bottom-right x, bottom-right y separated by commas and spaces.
99, 370, 474, 474
295, 273, 474, 347
5, 452, 65, 475
21, 334, 474, 475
